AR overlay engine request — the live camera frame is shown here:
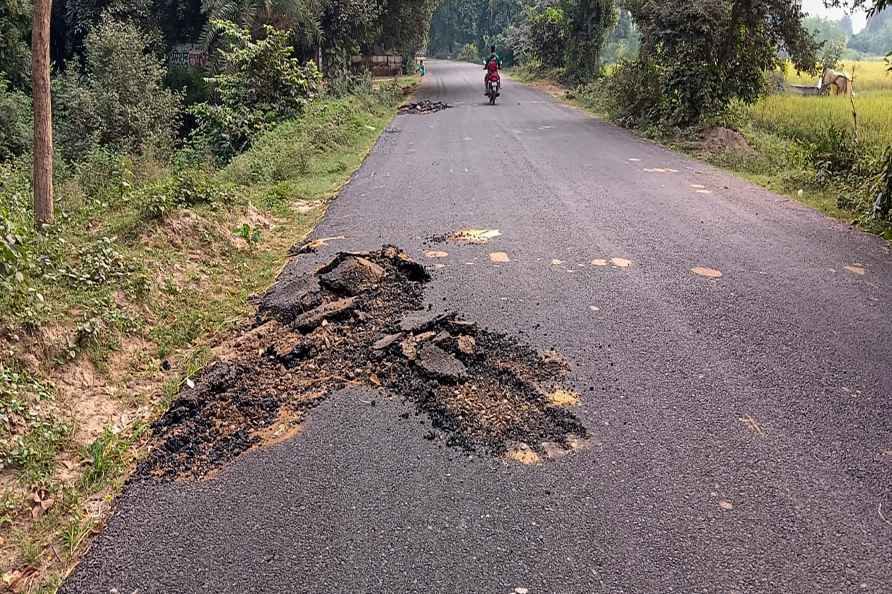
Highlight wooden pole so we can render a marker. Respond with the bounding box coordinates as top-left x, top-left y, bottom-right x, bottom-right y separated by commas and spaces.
32, 0, 54, 227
